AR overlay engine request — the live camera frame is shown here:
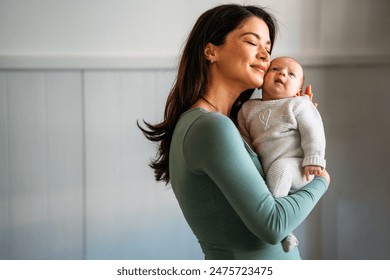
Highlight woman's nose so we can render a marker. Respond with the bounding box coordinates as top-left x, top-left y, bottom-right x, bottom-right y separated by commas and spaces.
256, 46, 270, 62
